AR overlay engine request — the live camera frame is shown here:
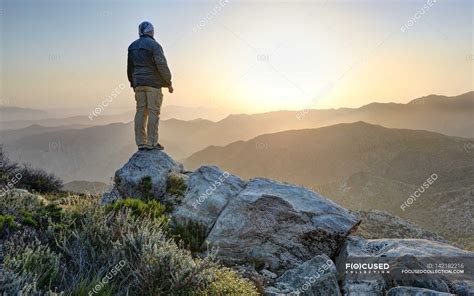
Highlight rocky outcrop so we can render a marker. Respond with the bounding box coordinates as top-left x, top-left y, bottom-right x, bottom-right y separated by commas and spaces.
102, 150, 360, 274
336, 236, 474, 296
173, 165, 245, 233
206, 177, 359, 272
265, 254, 340, 296
101, 150, 183, 204
101, 150, 474, 295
